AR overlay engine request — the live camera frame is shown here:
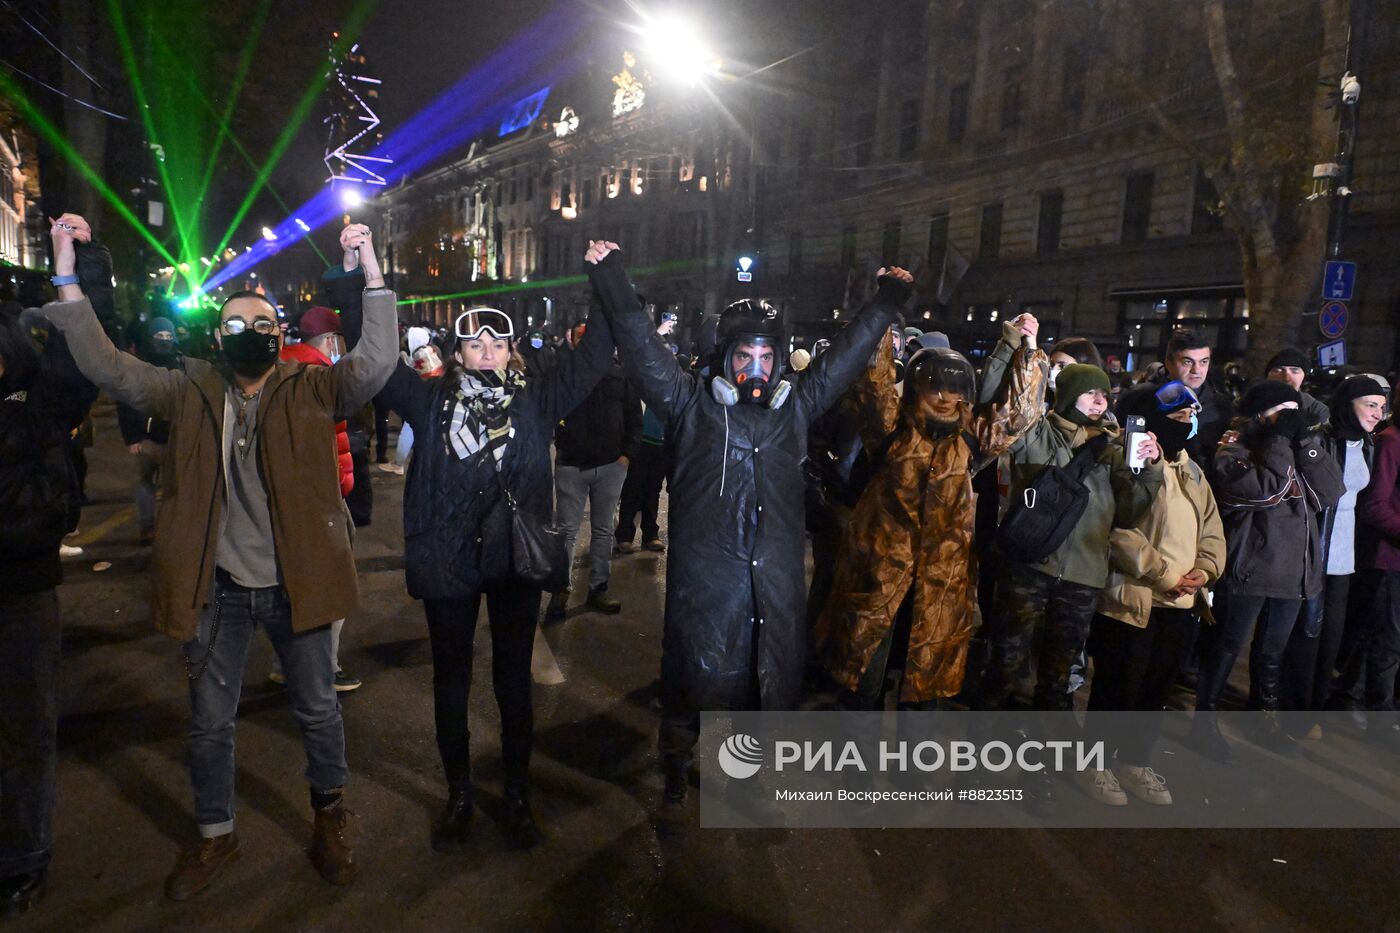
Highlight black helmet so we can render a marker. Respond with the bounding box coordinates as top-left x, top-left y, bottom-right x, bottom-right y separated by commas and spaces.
717, 298, 784, 345
904, 347, 976, 404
